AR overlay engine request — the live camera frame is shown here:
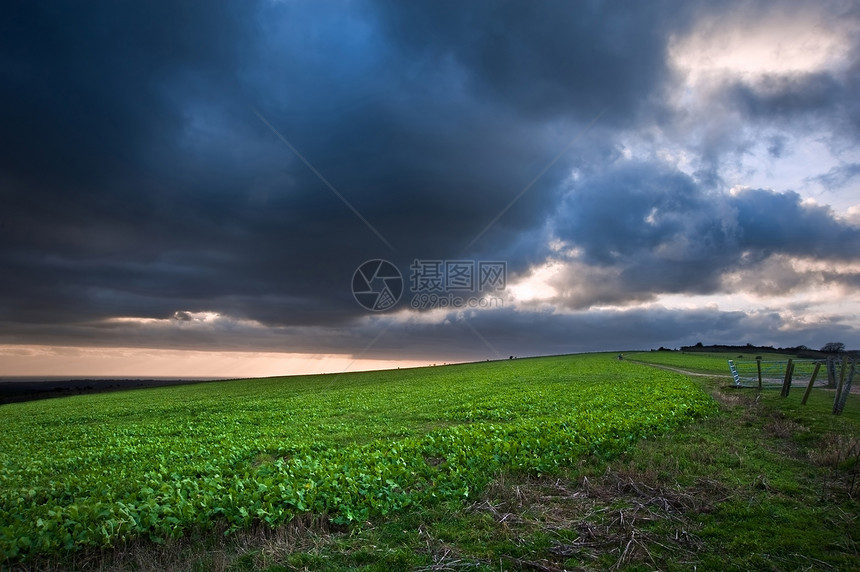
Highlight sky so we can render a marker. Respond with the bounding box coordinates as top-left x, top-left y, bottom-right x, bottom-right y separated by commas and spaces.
1, 0, 859, 378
